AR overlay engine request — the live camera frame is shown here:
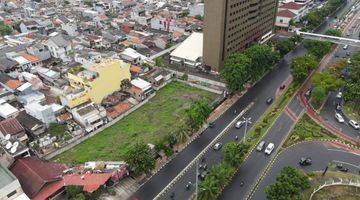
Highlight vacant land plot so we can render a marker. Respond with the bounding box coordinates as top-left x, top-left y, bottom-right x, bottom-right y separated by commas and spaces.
53, 81, 218, 164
